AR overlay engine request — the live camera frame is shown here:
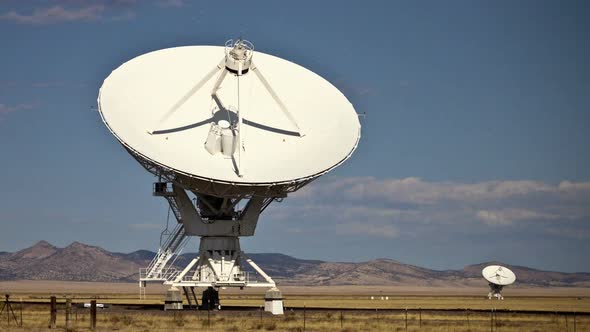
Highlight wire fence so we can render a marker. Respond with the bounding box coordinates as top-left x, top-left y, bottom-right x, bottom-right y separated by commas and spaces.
1, 302, 588, 332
